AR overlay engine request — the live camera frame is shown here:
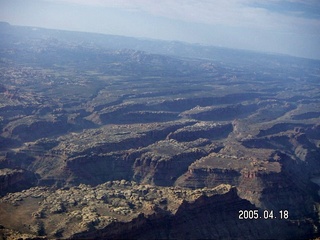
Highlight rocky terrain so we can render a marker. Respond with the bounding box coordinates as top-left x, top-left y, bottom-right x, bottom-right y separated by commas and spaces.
0, 182, 313, 239
0, 22, 320, 239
